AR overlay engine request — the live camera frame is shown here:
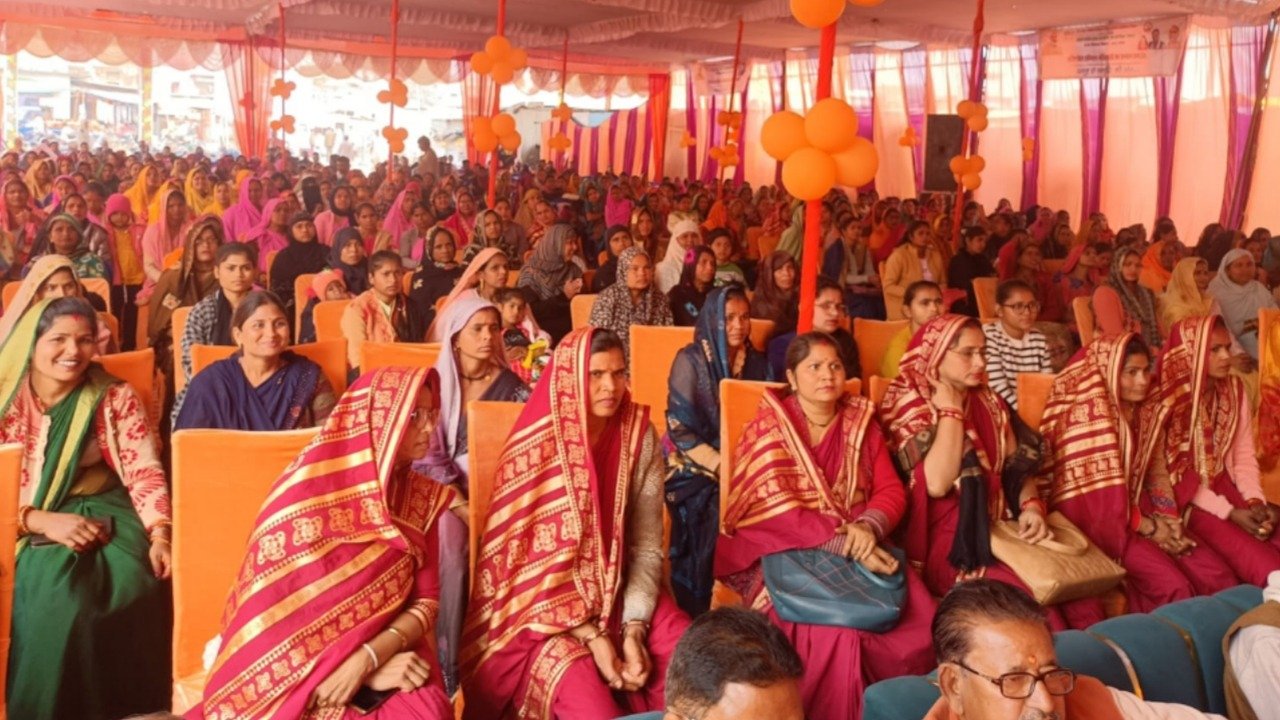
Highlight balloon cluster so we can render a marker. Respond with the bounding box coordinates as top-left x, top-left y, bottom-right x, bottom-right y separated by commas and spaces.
709, 110, 744, 167
898, 126, 919, 147
760, 98, 879, 200
680, 130, 697, 148
269, 78, 296, 135
709, 145, 740, 166
377, 78, 408, 107
381, 126, 408, 154
789, 0, 886, 29
473, 112, 522, 154
470, 35, 529, 85
949, 154, 985, 191
1022, 137, 1035, 162
956, 99, 989, 132
548, 103, 573, 152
